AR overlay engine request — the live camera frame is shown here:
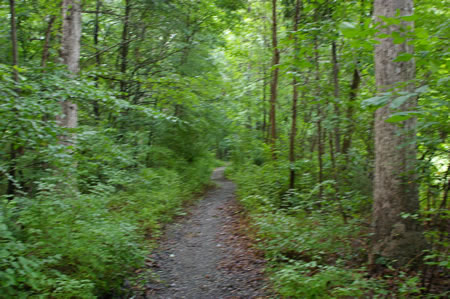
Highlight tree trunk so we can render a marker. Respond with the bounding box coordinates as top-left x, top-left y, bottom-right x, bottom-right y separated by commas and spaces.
6, 145, 17, 198
317, 117, 324, 200
7, 0, 19, 198
289, 0, 301, 189
10, 0, 19, 82
262, 15, 270, 143
341, 66, 360, 156
313, 36, 323, 201
261, 13, 270, 143
329, 132, 348, 223
120, 0, 131, 96
371, 0, 426, 266
59, 0, 81, 135
331, 41, 341, 154
342, 0, 366, 157
41, 15, 56, 69
93, 0, 102, 119
269, 0, 279, 159
262, 65, 267, 141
